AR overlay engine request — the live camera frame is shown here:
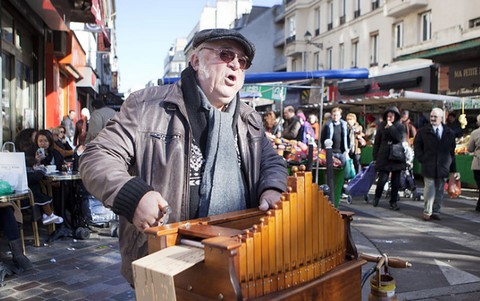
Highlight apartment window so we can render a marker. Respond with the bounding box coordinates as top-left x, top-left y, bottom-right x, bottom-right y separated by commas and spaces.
370, 32, 379, 66
351, 39, 358, 67
340, 0, 346, 25
339, 43, 345, 69
326, 47, 333, 70
286, 16, 296, 43
354, 0, 361, 18
327, 1, 333, 30
315, 7, 321, 35
314, 51, 321, 70
469, 17, 480, 28
394, 22, 404, 48
420, 11, 432, 41
372, 0, 380, 10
